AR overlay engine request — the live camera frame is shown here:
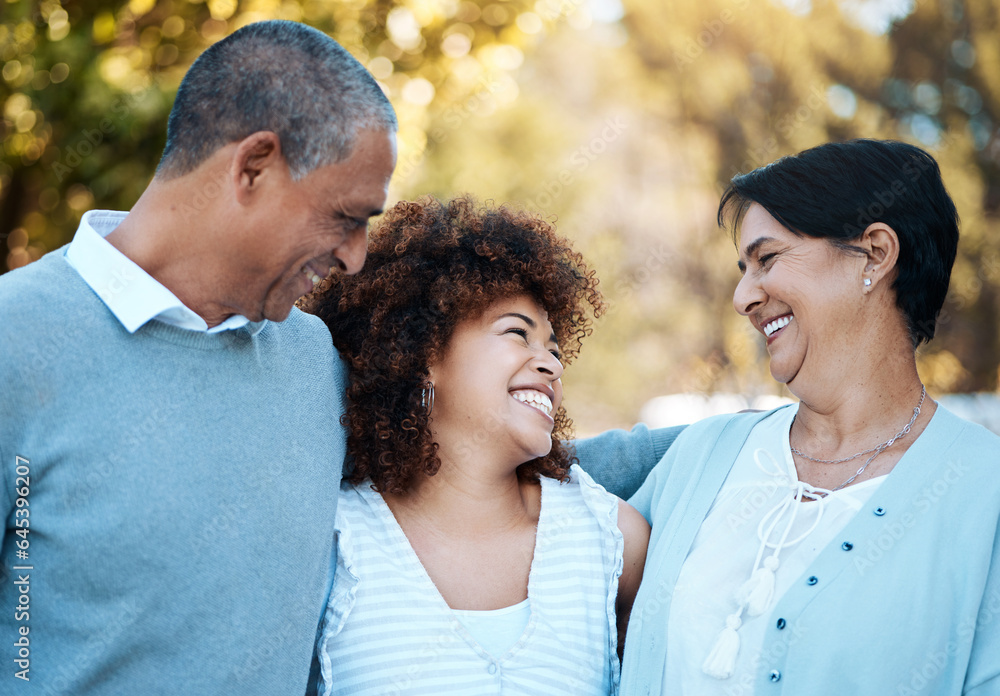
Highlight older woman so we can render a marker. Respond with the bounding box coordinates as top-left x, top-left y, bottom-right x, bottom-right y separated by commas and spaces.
301, 196, 649, 695
580, 139, 999, 695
